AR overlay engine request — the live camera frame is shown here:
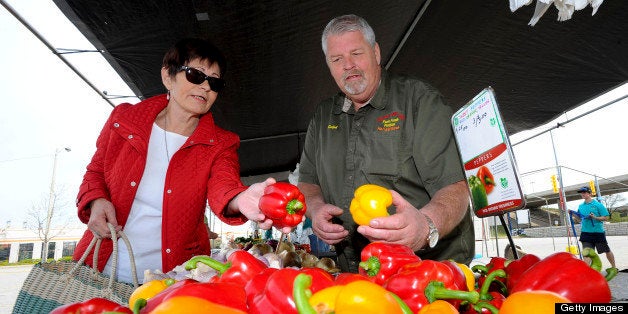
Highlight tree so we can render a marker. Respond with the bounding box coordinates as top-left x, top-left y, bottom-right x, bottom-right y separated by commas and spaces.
26, 185, 72, 261
600, 193, 626, 217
